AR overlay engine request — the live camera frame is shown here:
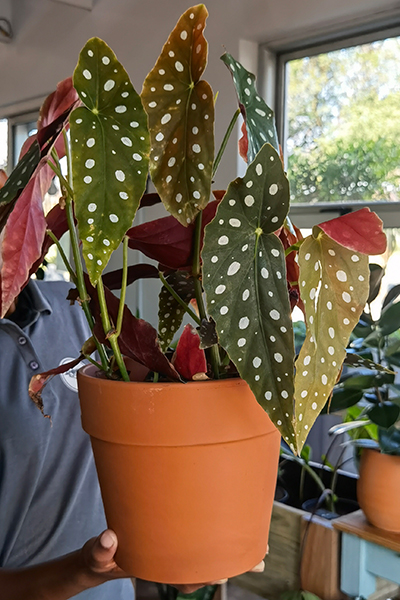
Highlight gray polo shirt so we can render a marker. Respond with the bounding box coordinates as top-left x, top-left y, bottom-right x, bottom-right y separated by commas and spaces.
0, 280, 134, 599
